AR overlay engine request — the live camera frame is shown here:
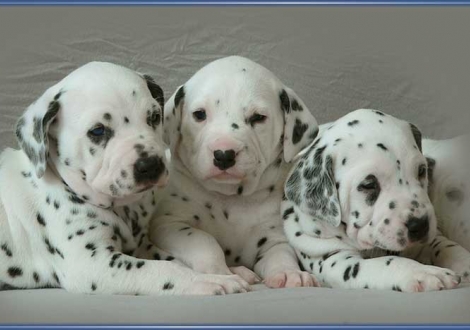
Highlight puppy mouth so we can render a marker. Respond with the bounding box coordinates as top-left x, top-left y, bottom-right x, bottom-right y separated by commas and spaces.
206, 171, 245, 183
